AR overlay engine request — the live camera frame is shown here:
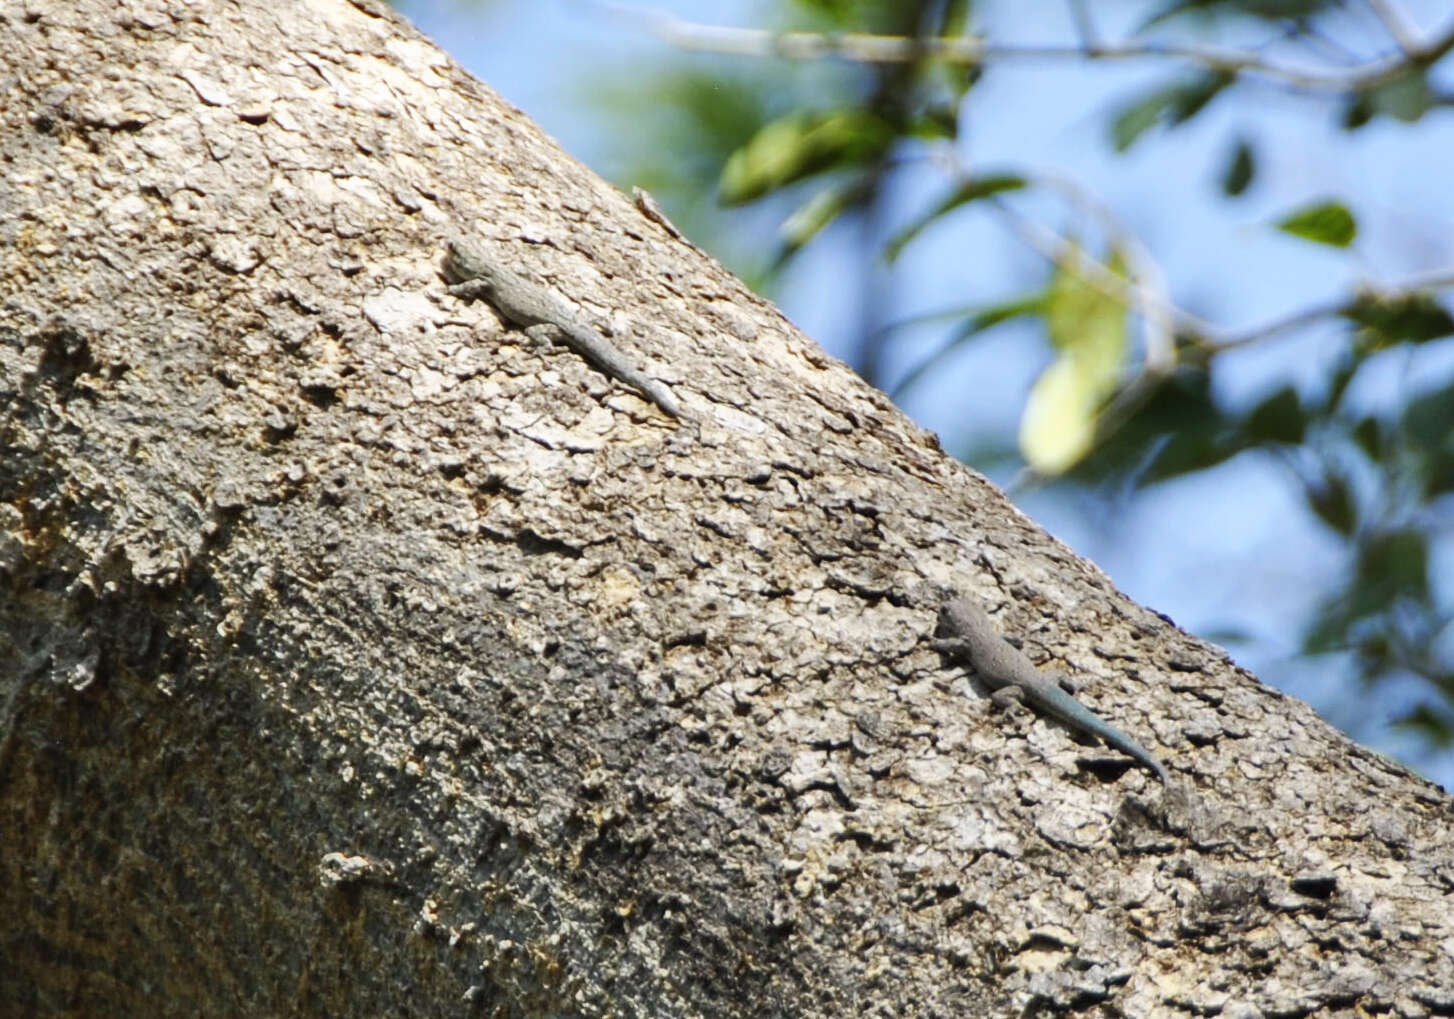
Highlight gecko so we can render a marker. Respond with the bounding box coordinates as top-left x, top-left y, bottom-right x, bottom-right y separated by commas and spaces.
443, 235, 682, 419
935, 594, 1170, 783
